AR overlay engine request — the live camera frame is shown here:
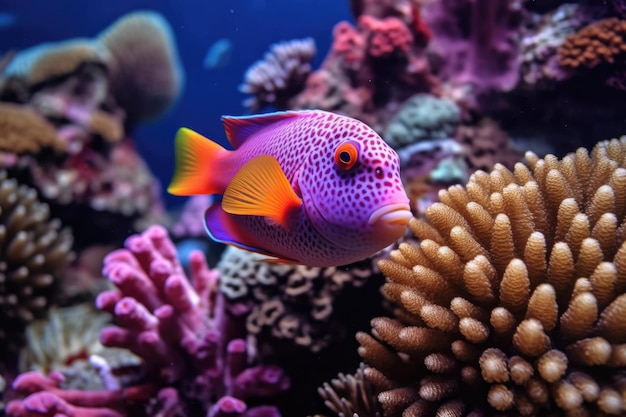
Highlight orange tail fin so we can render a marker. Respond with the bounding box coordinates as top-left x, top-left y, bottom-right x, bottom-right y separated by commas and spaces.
168, 128, 227, 196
